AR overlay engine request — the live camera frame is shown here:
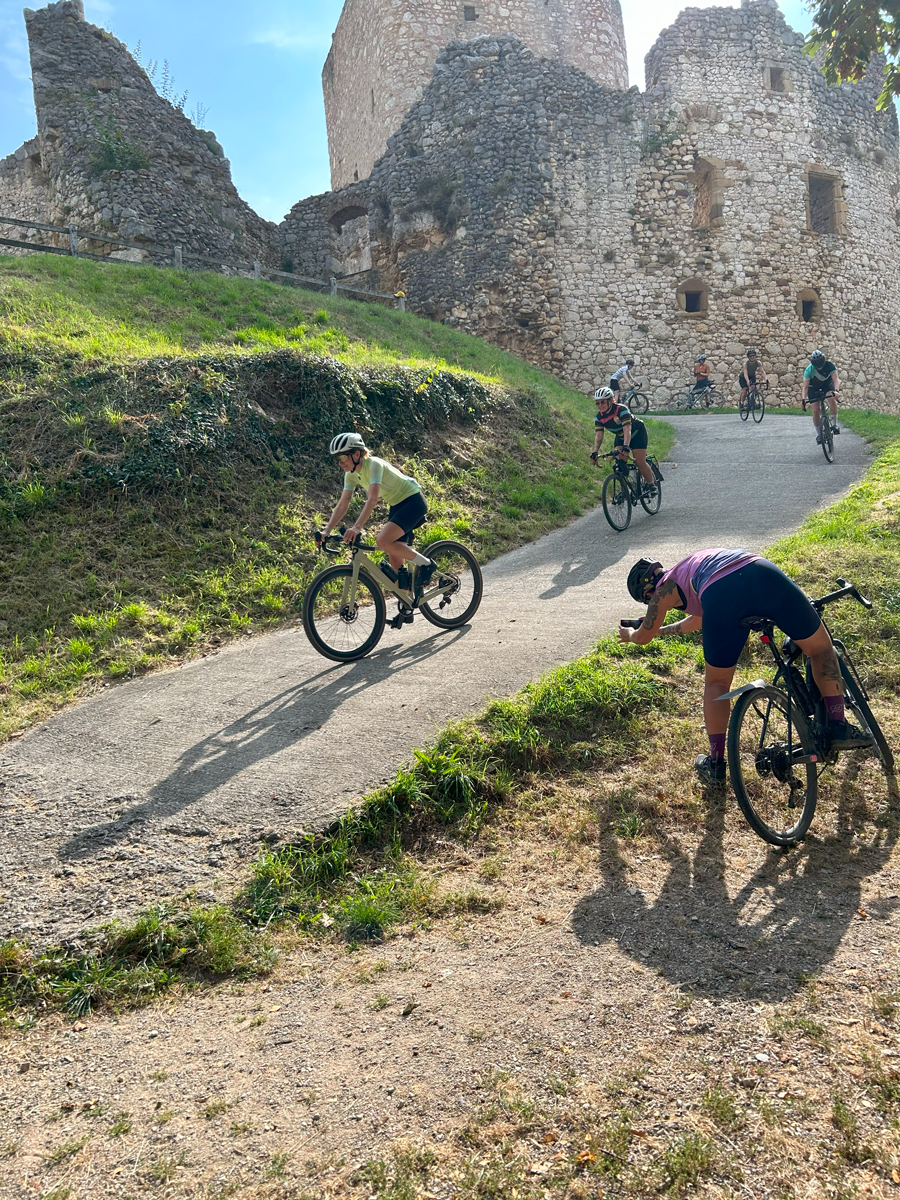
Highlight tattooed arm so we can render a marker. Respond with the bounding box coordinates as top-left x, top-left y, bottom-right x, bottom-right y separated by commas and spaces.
619, 578, 696, 645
